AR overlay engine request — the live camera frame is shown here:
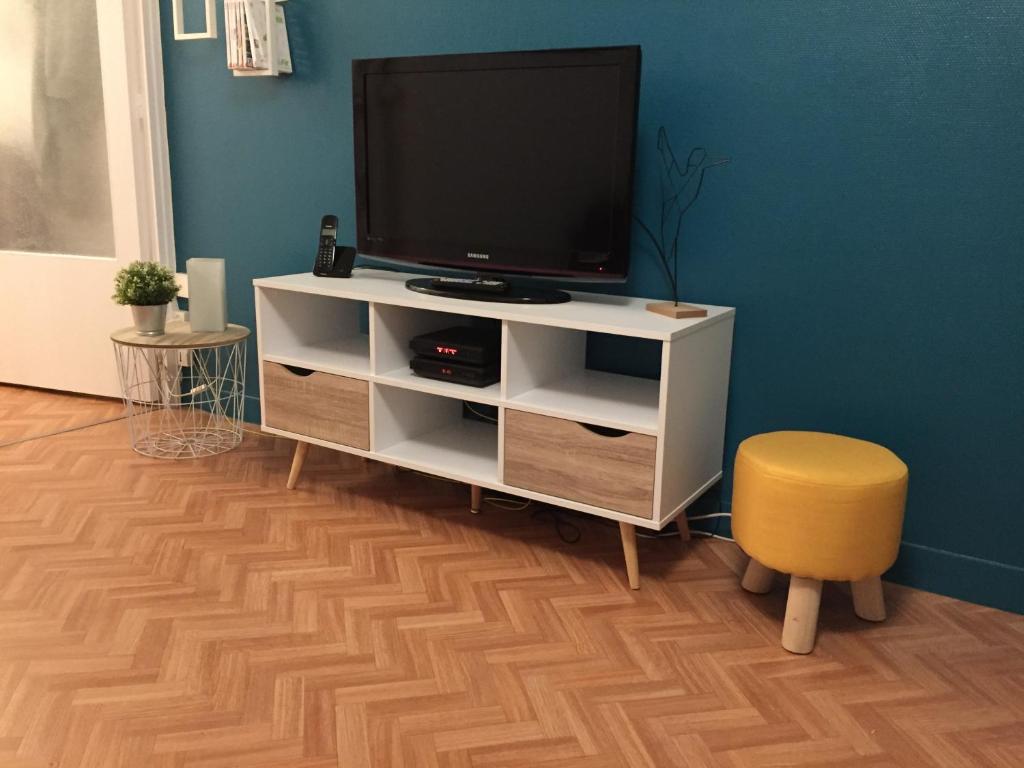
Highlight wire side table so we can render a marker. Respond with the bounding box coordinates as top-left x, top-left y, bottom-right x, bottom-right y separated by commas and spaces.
111, 321, 250, 459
